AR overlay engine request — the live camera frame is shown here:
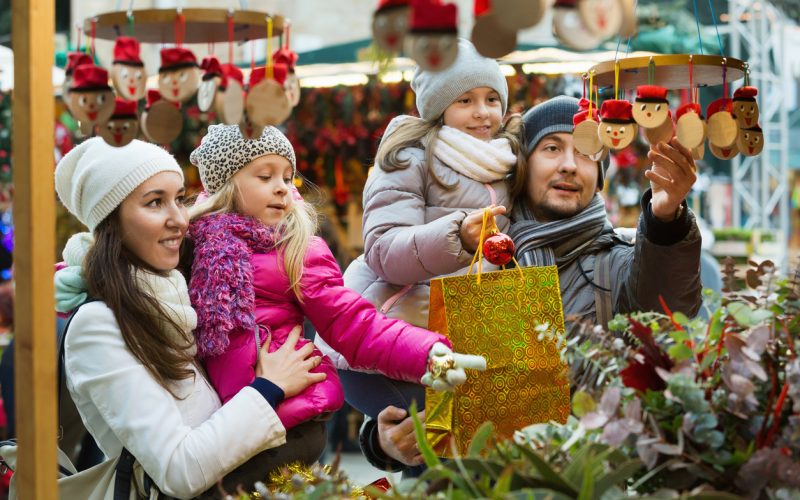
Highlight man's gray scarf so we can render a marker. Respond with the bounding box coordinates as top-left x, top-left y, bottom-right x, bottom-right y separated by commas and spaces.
509, 194, 616, 269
